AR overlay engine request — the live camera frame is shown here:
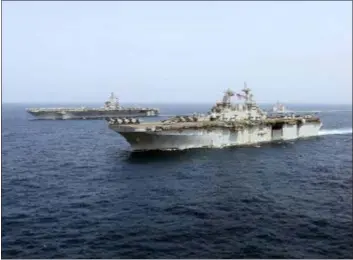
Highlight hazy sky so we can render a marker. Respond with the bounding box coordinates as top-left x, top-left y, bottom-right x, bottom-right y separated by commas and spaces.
3, 1, 352, 104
